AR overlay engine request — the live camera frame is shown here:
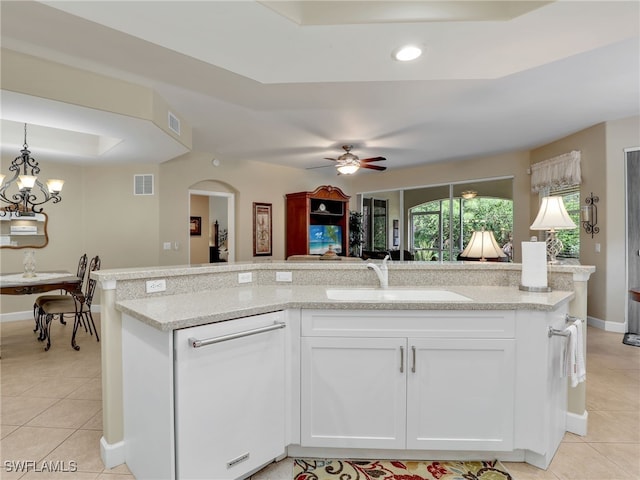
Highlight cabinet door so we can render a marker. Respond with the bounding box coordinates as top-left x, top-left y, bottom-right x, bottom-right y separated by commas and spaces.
301, 337, 406, 449
174, 313, 286, 480
406, 338, 515, 451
